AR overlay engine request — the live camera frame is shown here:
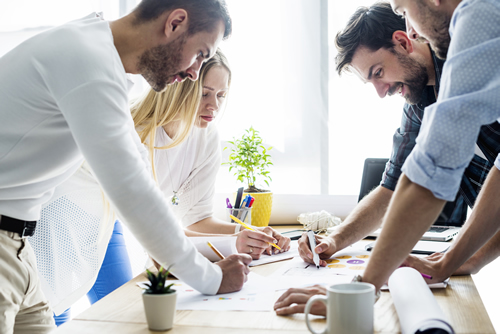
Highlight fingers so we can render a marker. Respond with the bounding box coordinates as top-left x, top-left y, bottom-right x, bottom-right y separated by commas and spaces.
245, 230, 277, 246
236, 230, 276, 258
298, 233, 314, 263
315, 241, 329, 255
263, 245, 273, 256
274, 285, 327, 316
258, 226, 274, 236
275, 285, 325, 303
275, 234, 291, 254
234, 253, 253, 266
426, 252, 444, 261
264, 227, 291, 254
216, 254, 252, 294
275, 303, 306, 316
